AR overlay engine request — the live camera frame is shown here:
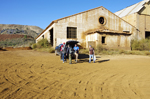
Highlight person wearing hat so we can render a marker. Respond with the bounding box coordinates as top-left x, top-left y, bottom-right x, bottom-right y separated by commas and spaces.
60, 44, 64, 60
61, 42, 66, 63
